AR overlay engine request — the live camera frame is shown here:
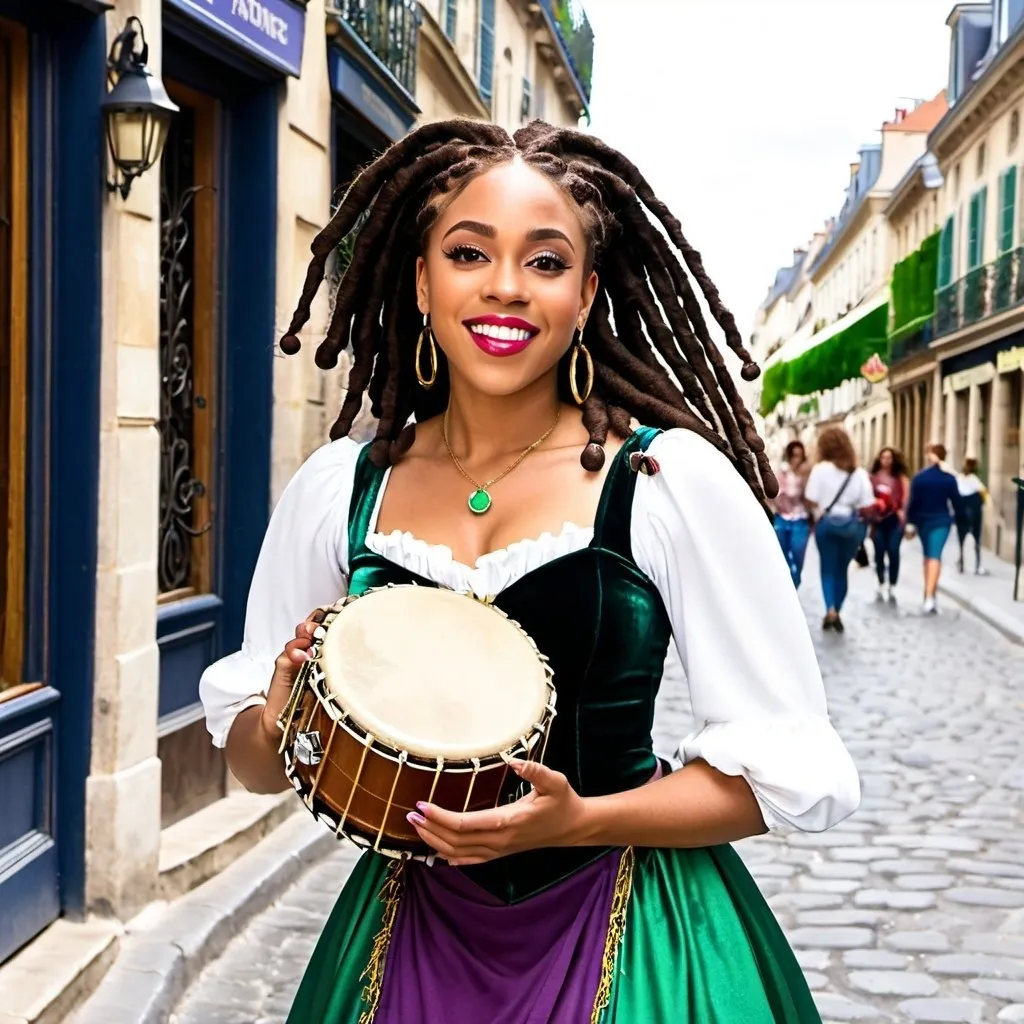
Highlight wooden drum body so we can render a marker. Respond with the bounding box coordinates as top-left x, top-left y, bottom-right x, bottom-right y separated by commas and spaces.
277, 585, 556, 859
